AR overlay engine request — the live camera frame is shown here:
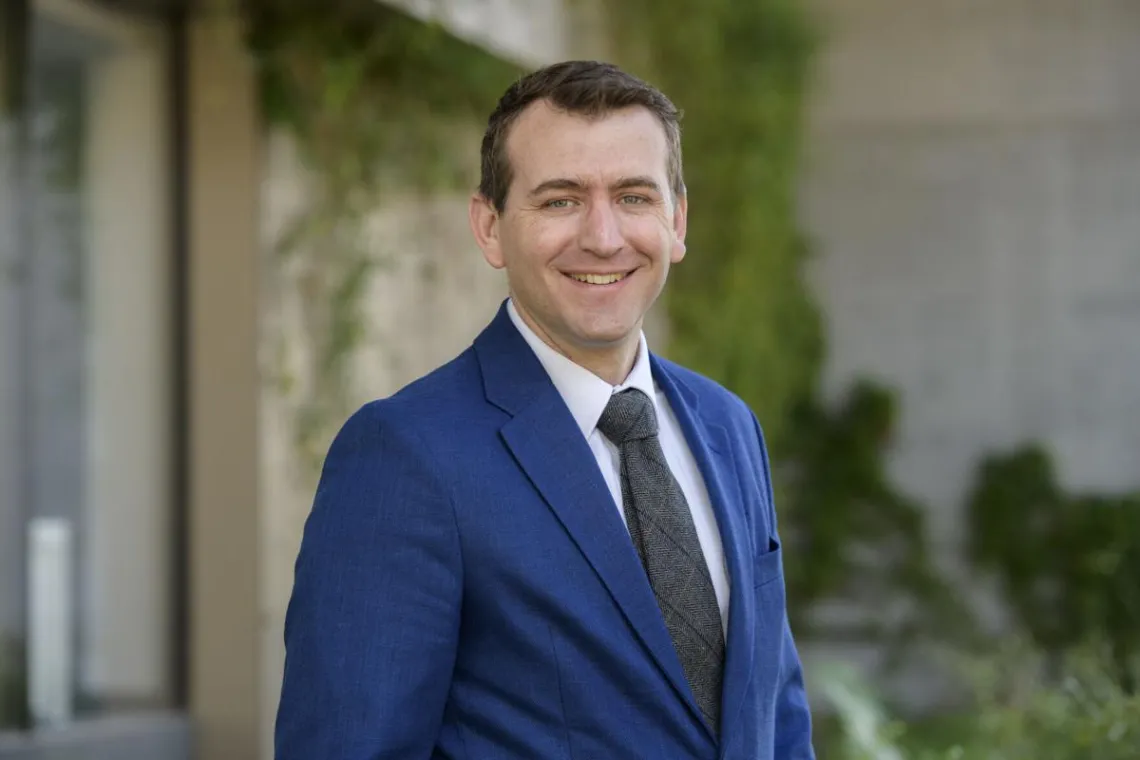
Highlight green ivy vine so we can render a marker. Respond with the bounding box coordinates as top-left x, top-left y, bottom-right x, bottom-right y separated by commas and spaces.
606, 1, 965, 648
607, 0, 822, 455
245, 0, 520, 472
